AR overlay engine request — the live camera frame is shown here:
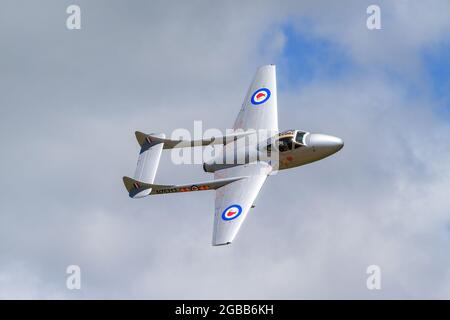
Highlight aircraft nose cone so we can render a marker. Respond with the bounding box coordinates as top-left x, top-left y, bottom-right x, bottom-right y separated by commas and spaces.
309, 134, 344, 153
334, 136, 344, 151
